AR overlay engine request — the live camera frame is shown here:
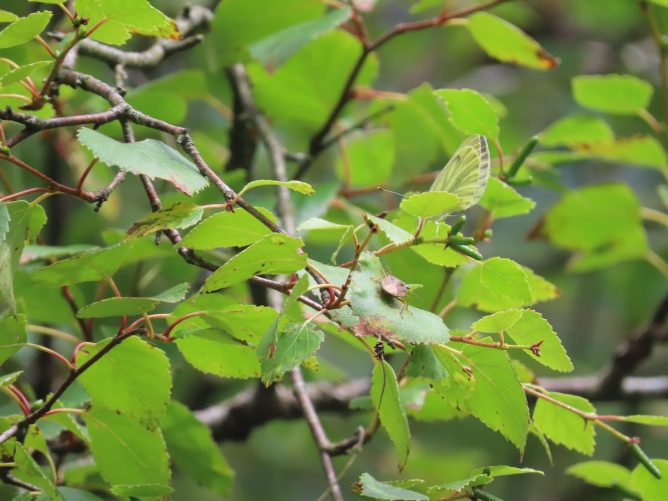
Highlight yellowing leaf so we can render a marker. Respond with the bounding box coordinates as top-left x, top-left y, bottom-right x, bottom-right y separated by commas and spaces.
467, 12, 558, 70
575, 136, 667, 170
